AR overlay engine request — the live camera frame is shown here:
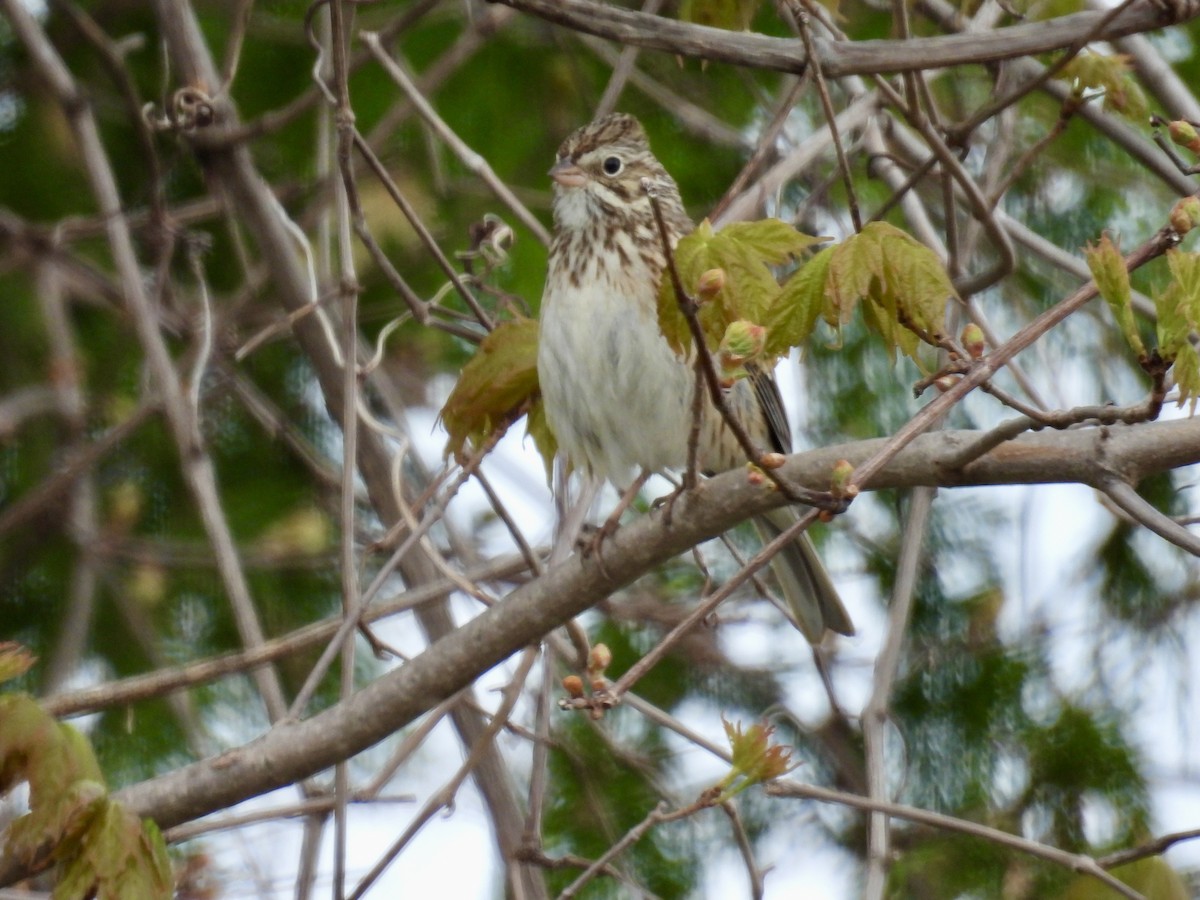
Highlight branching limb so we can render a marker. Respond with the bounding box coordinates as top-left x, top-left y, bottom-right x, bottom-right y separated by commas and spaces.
766, 780, 1147, 900
1100, 476, 1200, 556
845, 223, 1183, 495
